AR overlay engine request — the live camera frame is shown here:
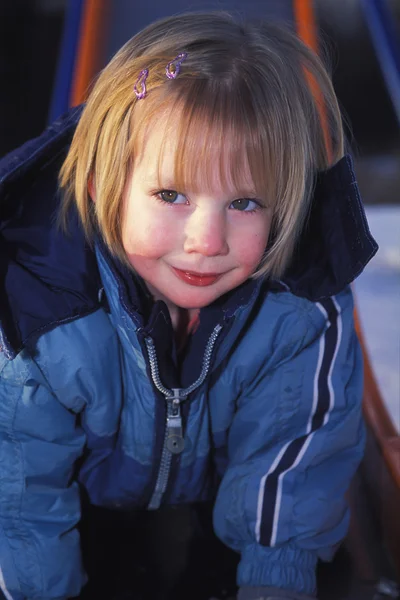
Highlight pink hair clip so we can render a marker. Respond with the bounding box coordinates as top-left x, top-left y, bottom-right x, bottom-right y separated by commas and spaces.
134, 68, 149, 100
165, 52, 188, 79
